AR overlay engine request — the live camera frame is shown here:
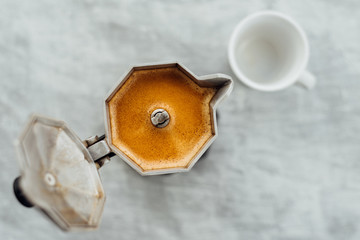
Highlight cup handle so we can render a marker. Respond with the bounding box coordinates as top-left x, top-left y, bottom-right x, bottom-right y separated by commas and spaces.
297, 70, 316, 89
